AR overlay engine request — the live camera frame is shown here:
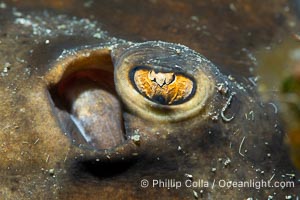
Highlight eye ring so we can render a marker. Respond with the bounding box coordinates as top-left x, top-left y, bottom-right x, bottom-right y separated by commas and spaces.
113, 42, 215, 122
